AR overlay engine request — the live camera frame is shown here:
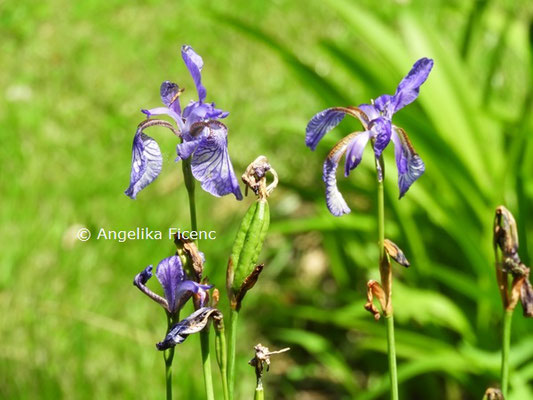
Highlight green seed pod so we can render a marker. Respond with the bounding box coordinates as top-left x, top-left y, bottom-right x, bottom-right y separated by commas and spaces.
227, 198, 270, 307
